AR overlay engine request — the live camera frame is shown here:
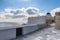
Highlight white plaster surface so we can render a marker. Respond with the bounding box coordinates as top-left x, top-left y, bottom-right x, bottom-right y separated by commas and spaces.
15, 24, 60, 40
0, 29, 16, 40
28, 16, 46, 24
